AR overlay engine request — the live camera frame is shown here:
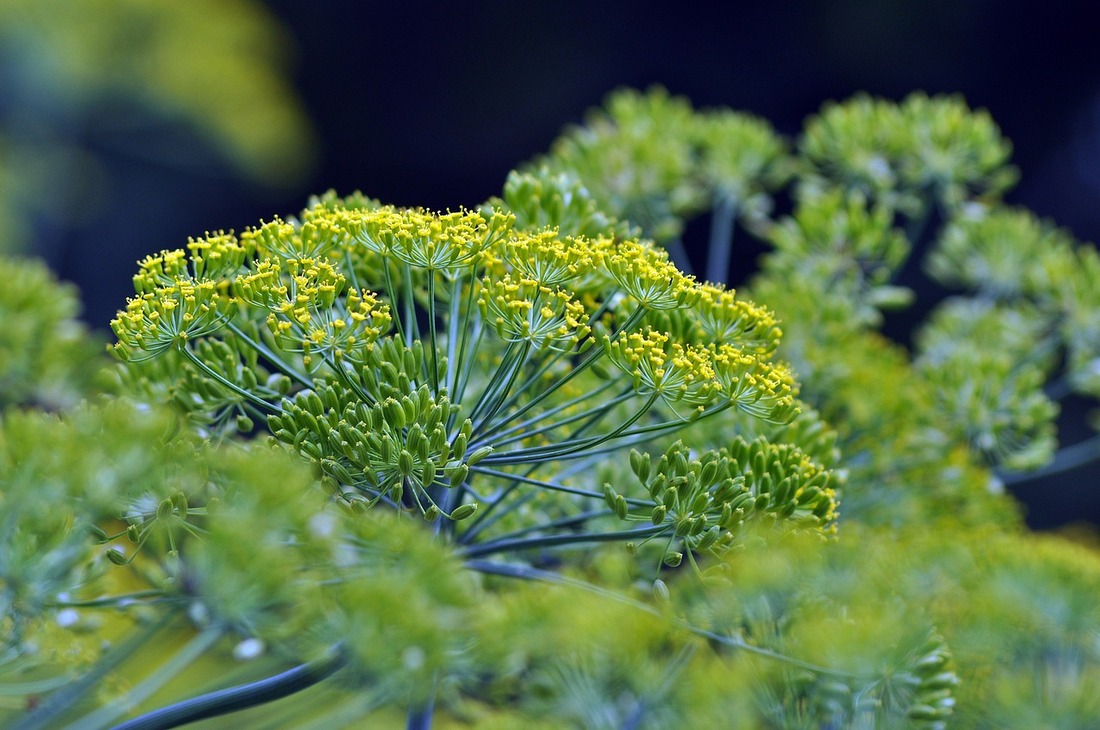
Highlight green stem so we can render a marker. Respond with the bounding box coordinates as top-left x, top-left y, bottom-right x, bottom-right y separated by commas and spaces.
109, 646, 346, 730
469, 466, 650, 507
481, 389, 636, 450
464, 560, 867, 680
461, 524, 666, 559
478, 393, 658, 464
705, 195, 736, 285
64, 626, 224, 730
45, 590, 165, 609
11, 612, 179, 730
180, 346, 275, 411
1000, 434, 1100, 486
225, 321, 312, 388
